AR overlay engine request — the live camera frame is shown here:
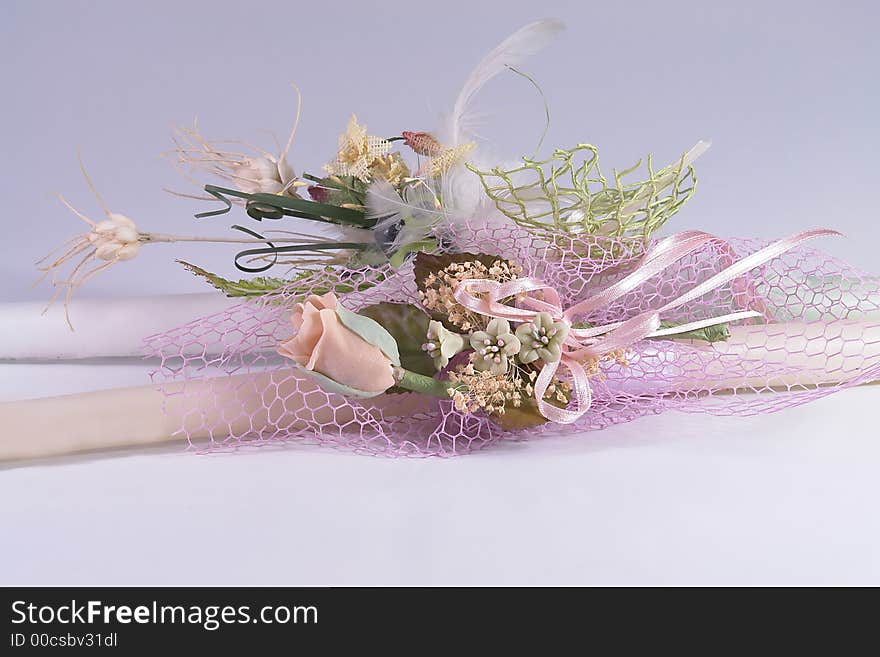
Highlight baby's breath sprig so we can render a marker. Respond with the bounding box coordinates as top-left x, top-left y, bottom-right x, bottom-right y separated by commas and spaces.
447, 360, 572, 421
416, 254, 522, 332
447, 363, 526, 416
